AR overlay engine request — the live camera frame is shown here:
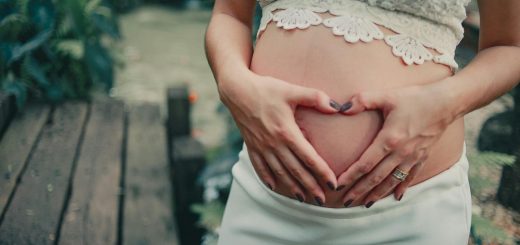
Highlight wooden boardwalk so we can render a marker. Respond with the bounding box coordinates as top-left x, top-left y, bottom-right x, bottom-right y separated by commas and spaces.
0, 99, 179, 245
